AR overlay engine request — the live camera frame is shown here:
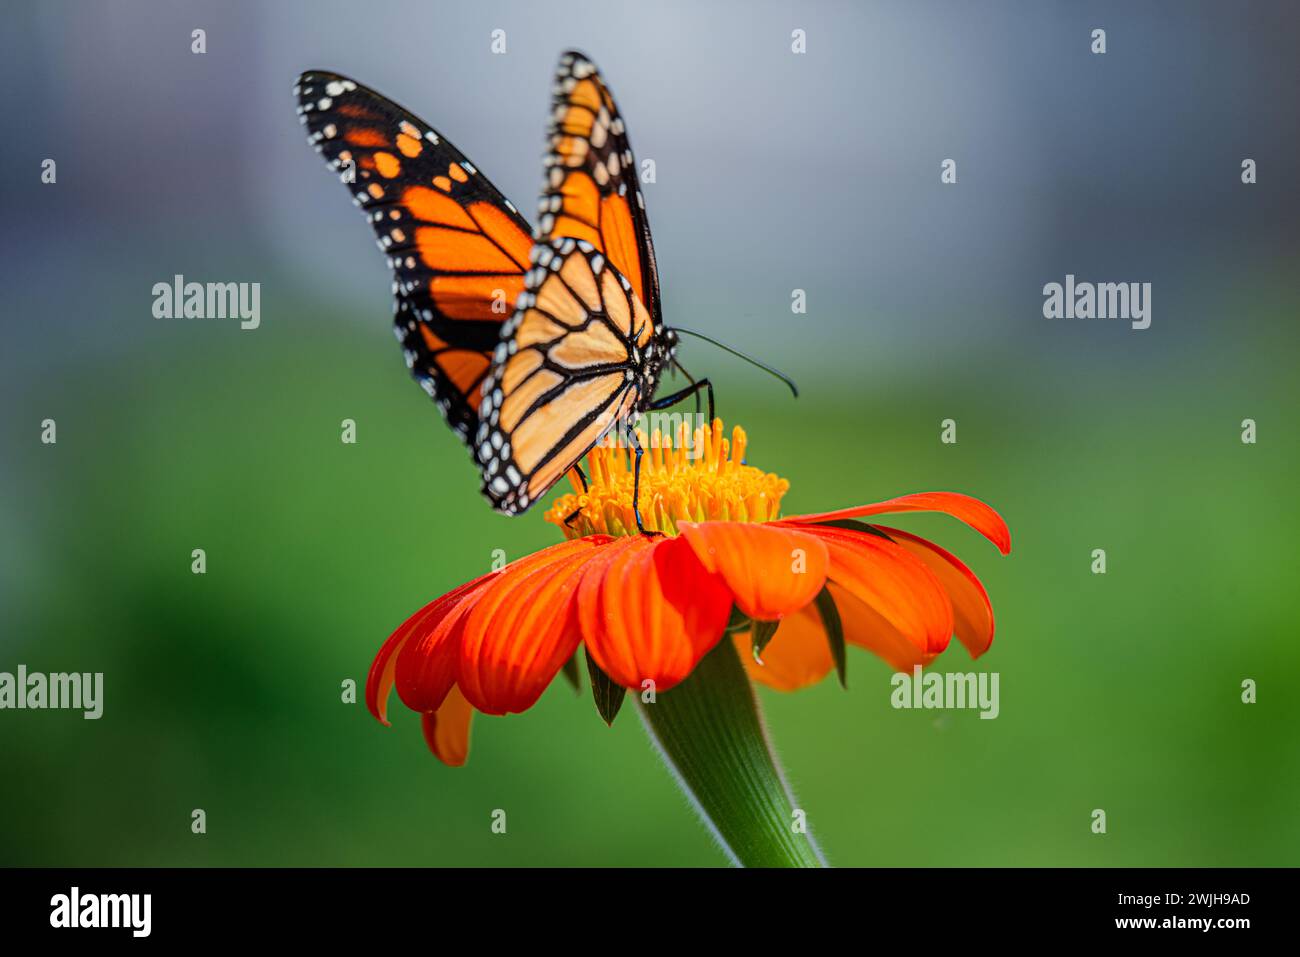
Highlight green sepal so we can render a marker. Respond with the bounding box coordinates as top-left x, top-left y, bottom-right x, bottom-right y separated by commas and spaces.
723, 604, 751, 634
750, 619, 780, 665
814, 518, 894, 541
812, 586, 847, 688
586, 649, 625, 726
561, 653, 582, 694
